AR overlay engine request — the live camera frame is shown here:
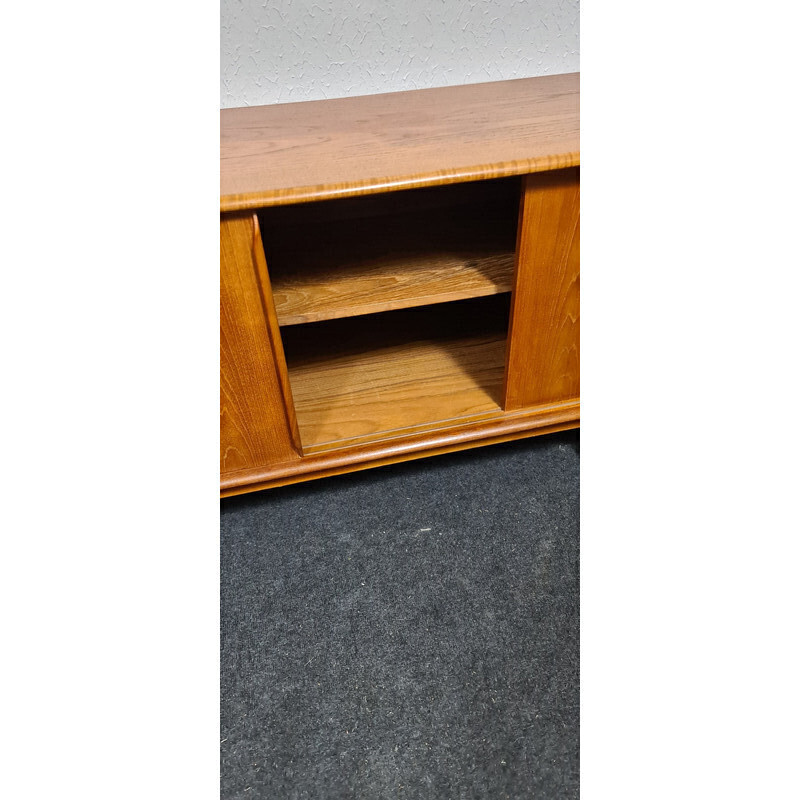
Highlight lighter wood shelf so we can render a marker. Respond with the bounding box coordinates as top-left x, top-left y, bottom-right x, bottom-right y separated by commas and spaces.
275, 260, 513, 327
280, 297, 508, 452
260, 177, 519, 325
